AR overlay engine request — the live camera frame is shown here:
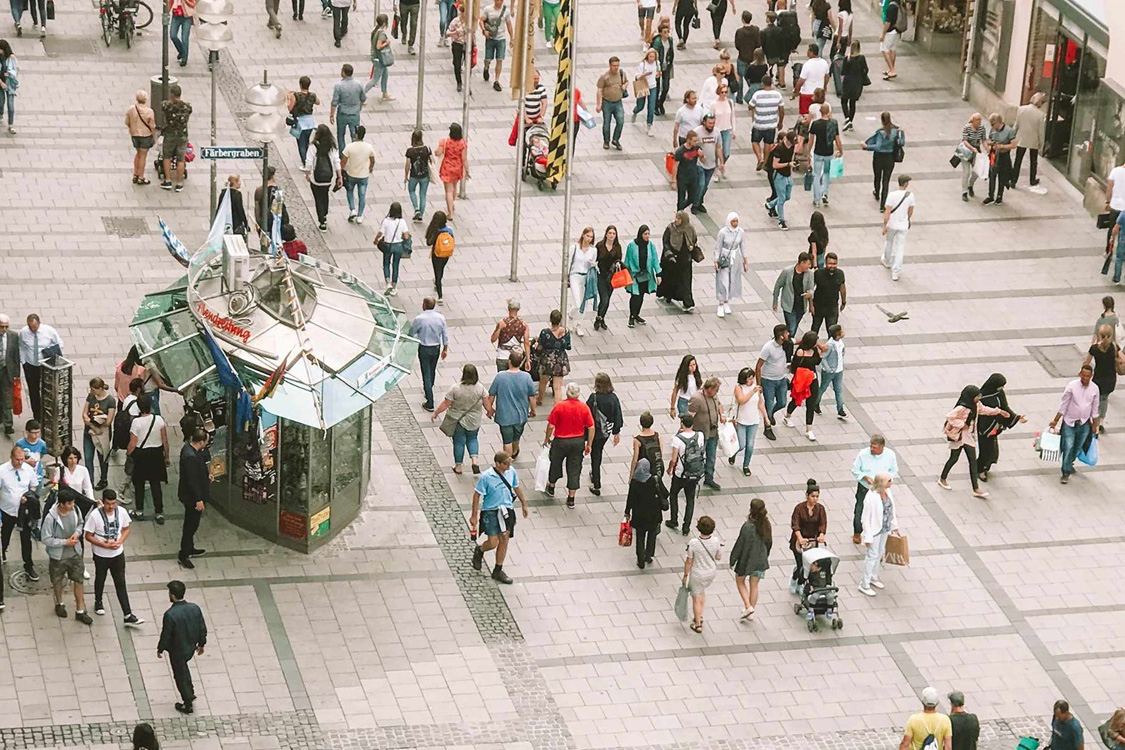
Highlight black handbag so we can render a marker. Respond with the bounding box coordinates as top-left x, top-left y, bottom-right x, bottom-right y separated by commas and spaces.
1097, 212, 1116, 229
46, 0, 55, 19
